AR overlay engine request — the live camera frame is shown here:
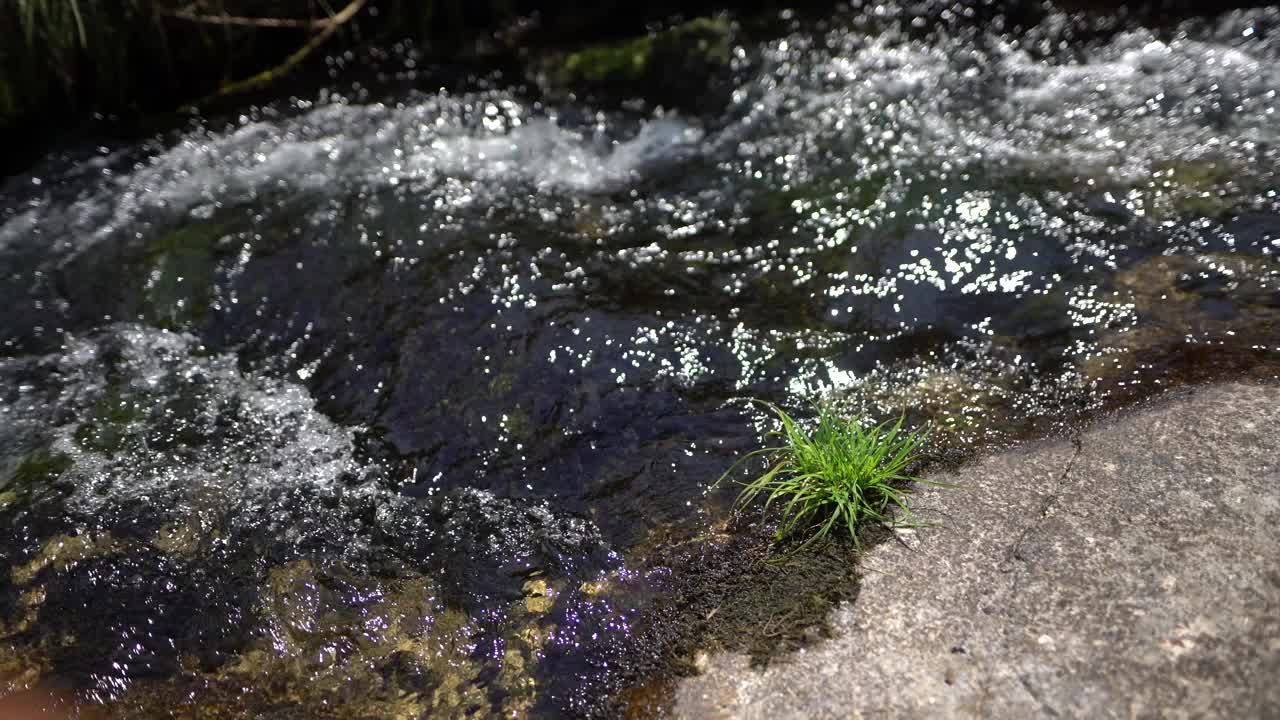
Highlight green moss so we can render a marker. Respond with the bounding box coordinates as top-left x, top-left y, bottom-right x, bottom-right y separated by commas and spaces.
144, 222, 231, 329
74, 385, 146, 453
500, 404, 534, 440
1143, 160, 1237, 219
545, 16, 734, 110
988, 158, 1245, 222
562, 35, 656, 83
488, 370, 515, 397
0, 447, 74, 509
559, 17, 731, 86
4, 448, 73, 494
